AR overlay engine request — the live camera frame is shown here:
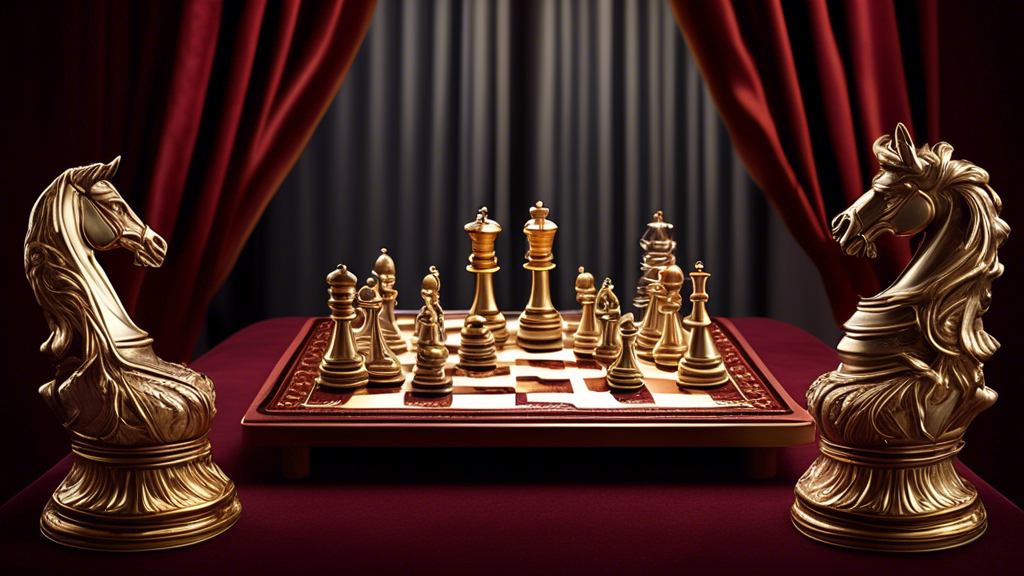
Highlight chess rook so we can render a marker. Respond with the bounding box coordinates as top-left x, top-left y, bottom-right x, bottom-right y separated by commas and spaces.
594, 278, 622, 367
375, 248, 409, 354
636, 279, 667, 363
316, 265, 369, 390
517, 201, 564, 352
677, 262, 728, 388
606, 313, 645, 390
412, 267, 452, 394
652, 264, 688, 371
357, 280, 406, 387
458, 314, 498, 372
465, 207, 509, 347
572, 267, 601, 357
634, 210, 676, 312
